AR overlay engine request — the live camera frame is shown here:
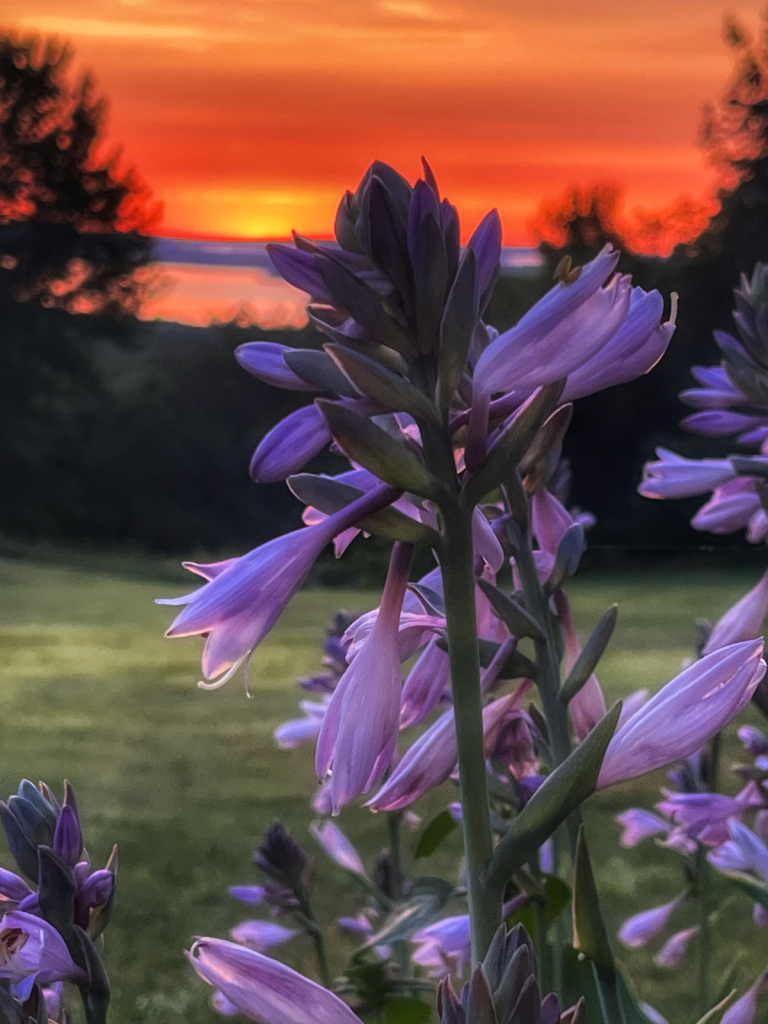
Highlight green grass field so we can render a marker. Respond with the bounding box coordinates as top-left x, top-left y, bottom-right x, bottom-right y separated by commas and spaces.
0, 546, 765, 1023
